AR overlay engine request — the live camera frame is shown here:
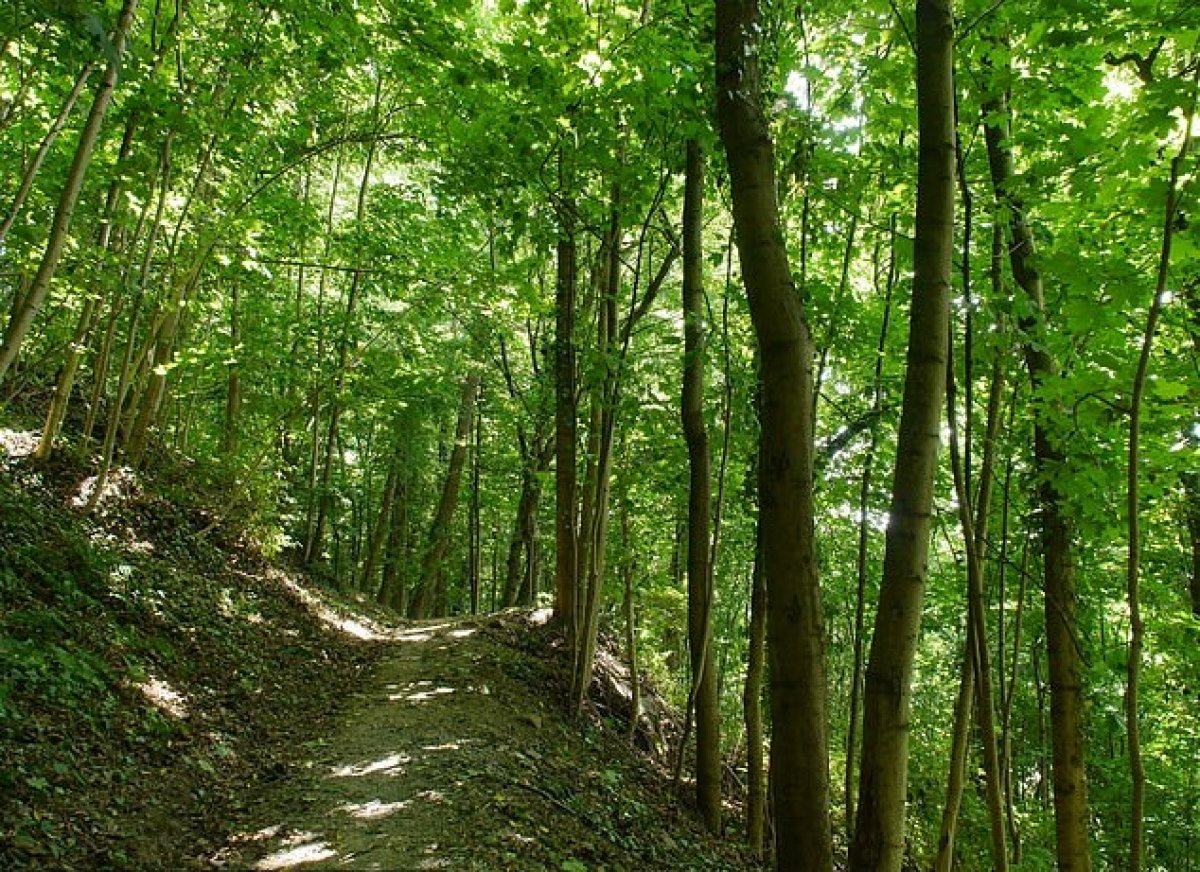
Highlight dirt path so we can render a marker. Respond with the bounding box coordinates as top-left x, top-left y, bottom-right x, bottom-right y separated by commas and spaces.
208, 617, 538, 870
202, 615, 754, 872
